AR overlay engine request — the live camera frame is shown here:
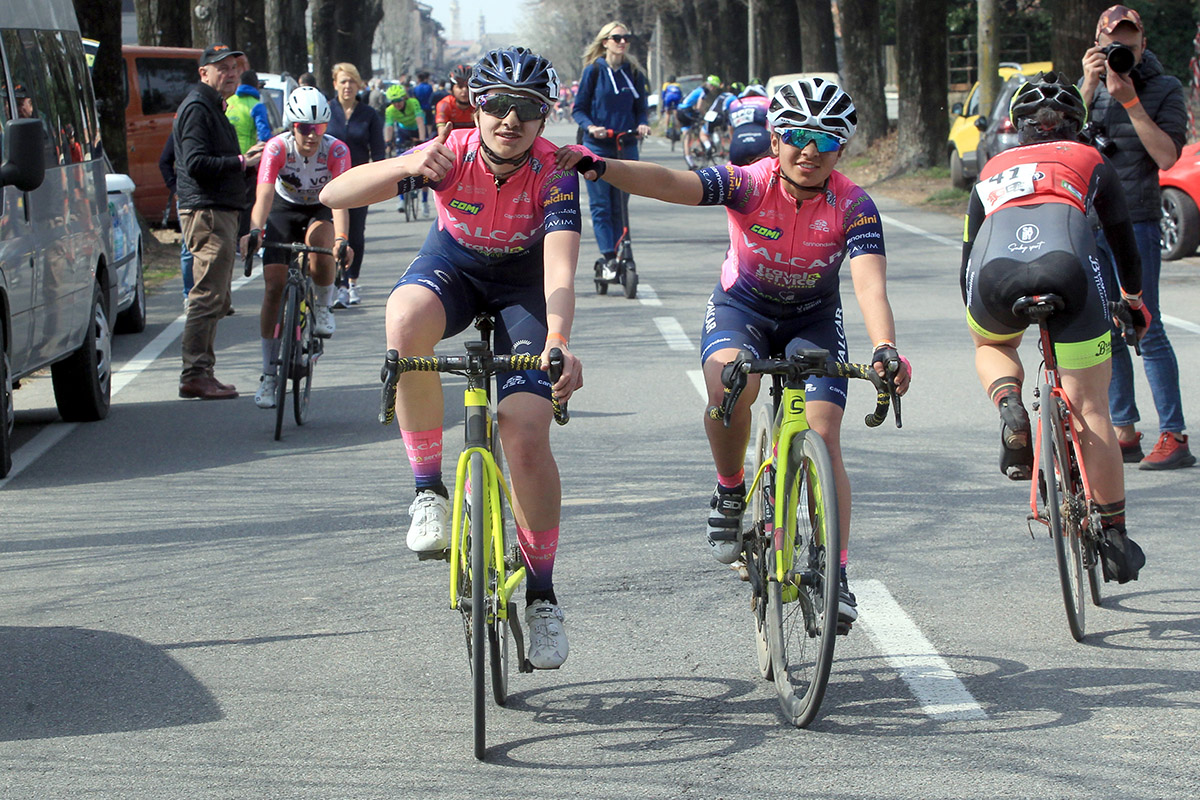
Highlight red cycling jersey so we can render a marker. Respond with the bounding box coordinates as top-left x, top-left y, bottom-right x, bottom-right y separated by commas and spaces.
435, 94, 475, 130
